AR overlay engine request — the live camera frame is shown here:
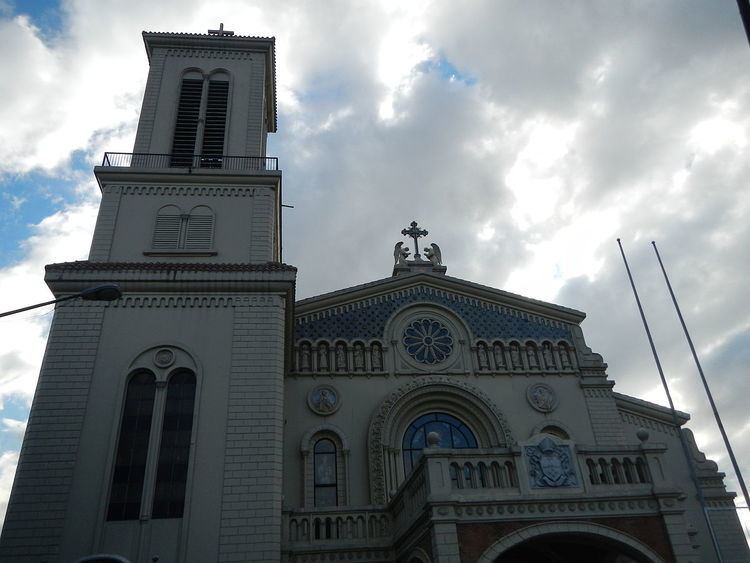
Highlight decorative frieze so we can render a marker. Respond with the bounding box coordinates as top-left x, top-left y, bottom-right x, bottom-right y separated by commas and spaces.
119, 185, 262, 196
